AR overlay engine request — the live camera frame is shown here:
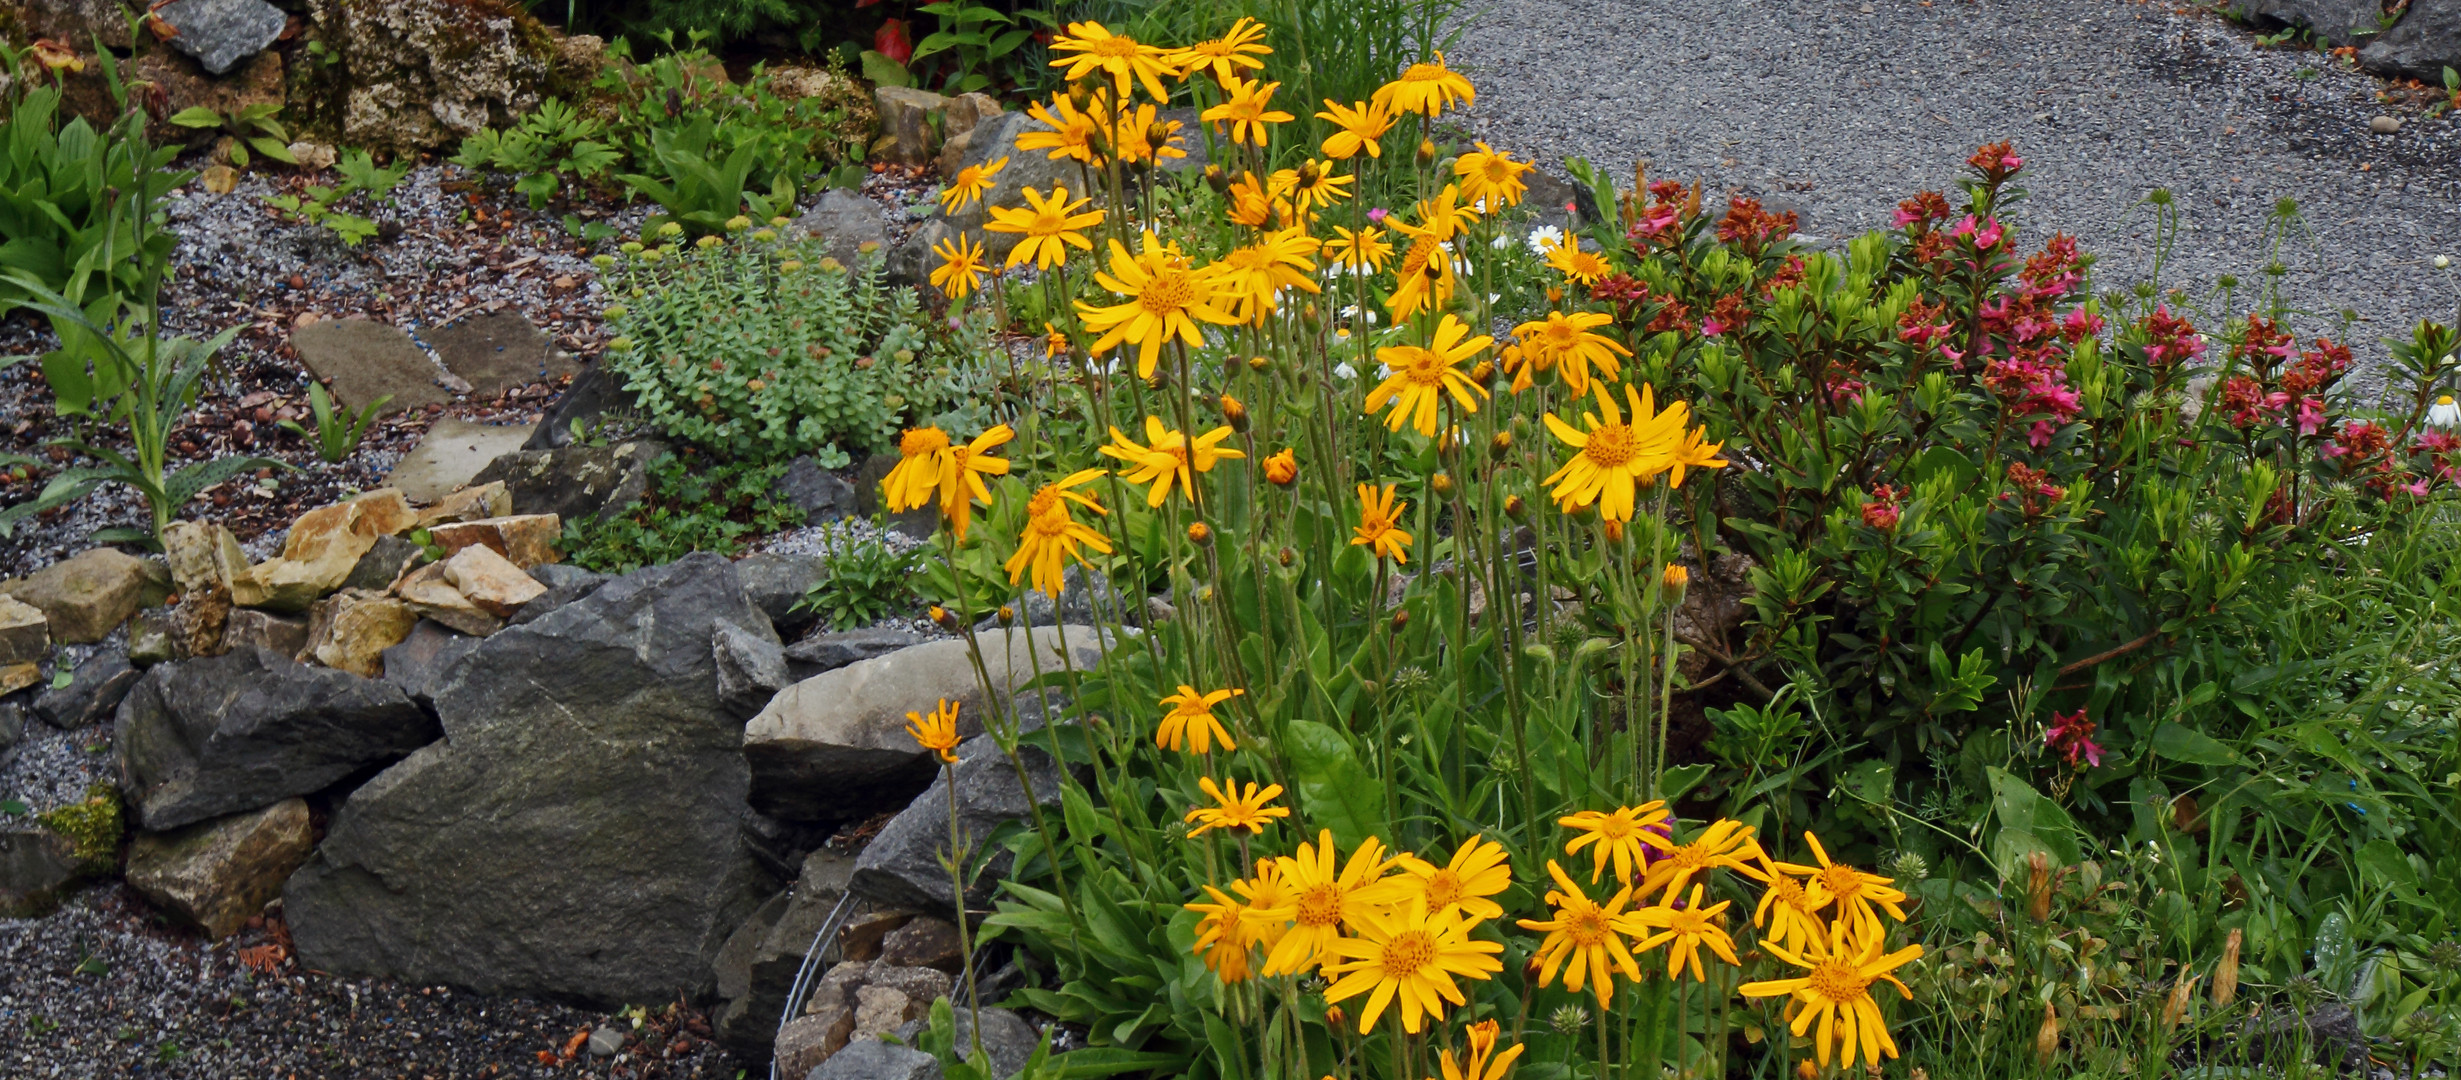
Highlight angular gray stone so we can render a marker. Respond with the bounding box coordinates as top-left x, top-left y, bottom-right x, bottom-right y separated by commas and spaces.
508, 563, 609, 627
386, 419, 536, 504
792, 189, 890, 269
341, 534, 425, 594
896, 1006, 1038, 1080
782, 628, 926, 681
524, 365, 630, 450
781, 457, 855, 526
115, 647, 437, 831
378, 619, 480, 709
2360, 0, 2461, 80
849, 452, 937, 539
743, 625, 1109, 825
736, 552, 827, 637
127, 610, 177, 666
34, 652, 139, 730
414, 310, 579, 400
715, 849, 857, 1058
884, 218, 953, 290
851, 734, 1064, 912
468, 438, 665, 523
0, 702, 21, 754
154, 0, 287, 75
811, 1037, 942, 1080
221, 609, 309, 658
878, 916, 962, 973
283, 553, 782, 1006
2246, 0, 2387, 46
716, 622, 791, 719
0, 595, 46, 664
0, 826, 81, 918
292, 319, 454, 417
